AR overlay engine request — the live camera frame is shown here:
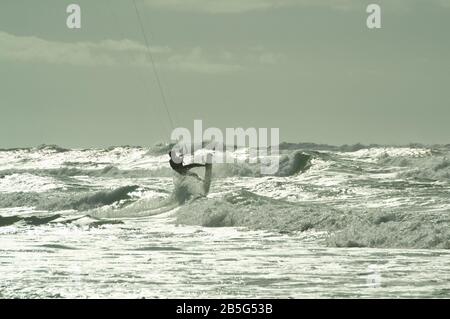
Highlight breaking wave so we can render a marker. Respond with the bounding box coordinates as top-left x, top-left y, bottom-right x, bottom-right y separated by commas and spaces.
379, 154, 450, 181
175, 190, 450, 249
201, 151, 312, 178
0, 167, 174, 180
1, 143, 449, 250
0, 185, 140, 211
0, 151, 313, 179
88, 175, 205, 218
39, 185, 140, 211
398, 158, 450, 181
0, 192, 46, 208
35, 144, 71, 153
